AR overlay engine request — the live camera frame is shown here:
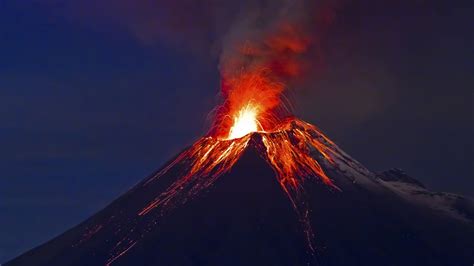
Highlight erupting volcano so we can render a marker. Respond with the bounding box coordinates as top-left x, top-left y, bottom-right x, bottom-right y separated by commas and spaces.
6, 6, 474, 266
7, 63, 474, 266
